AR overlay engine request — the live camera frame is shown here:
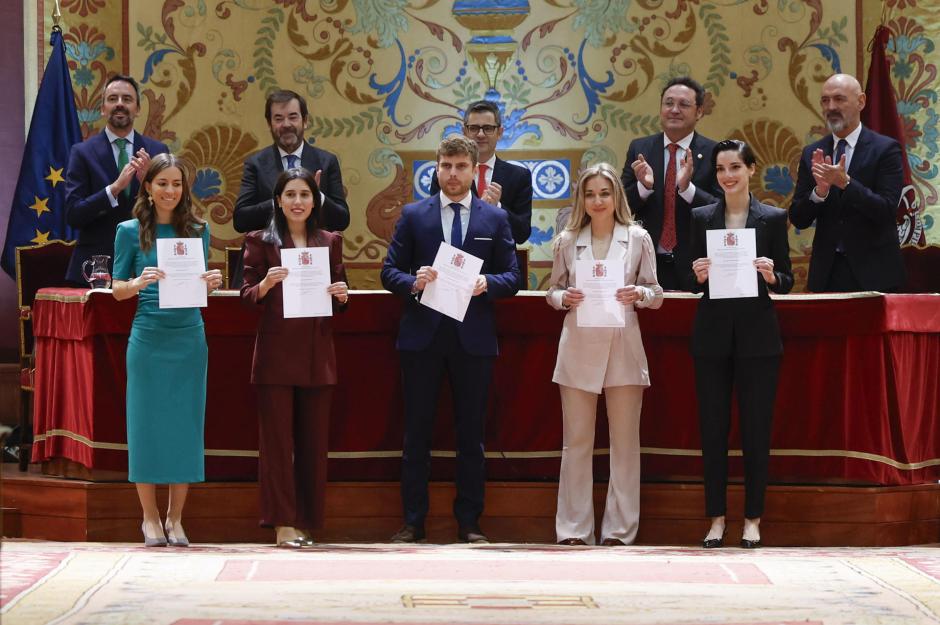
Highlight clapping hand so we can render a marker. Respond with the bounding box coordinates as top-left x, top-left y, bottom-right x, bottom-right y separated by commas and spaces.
631, 154, 654, 190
